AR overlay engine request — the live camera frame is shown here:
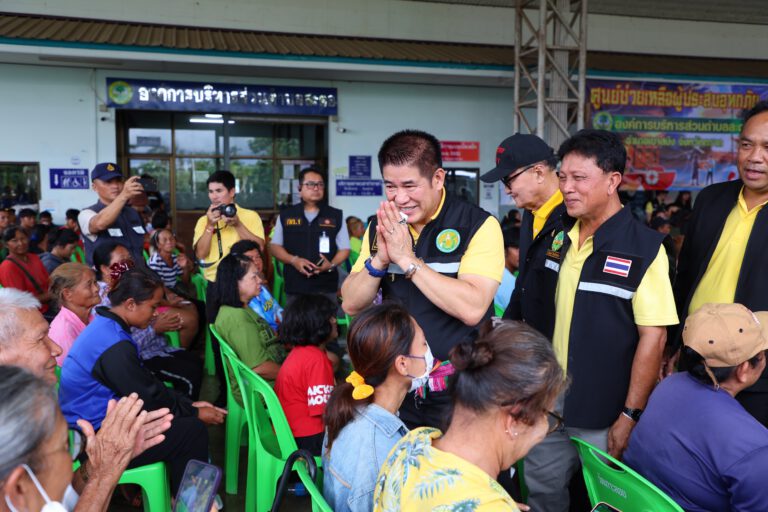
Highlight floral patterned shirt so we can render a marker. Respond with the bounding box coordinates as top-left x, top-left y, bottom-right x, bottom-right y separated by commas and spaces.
373, 427, 519, 512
